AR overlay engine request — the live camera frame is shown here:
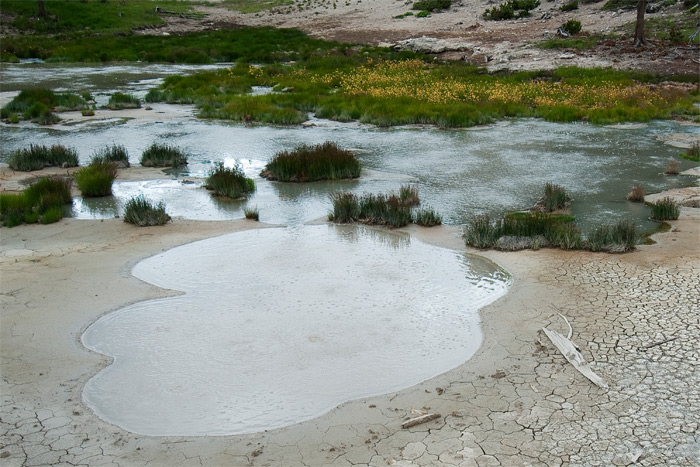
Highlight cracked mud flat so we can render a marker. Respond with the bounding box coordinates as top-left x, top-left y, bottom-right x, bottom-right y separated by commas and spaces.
1, 194, 698, 465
